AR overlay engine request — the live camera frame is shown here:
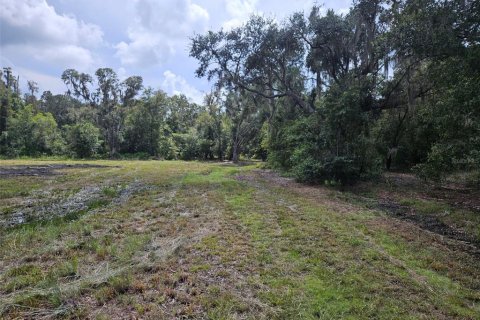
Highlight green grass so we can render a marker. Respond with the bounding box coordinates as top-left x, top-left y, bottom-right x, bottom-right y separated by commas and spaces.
101, 186, 119, 198
0, 159, 479, 319
399, 198, 451, 215
0, 177, 42, 199
2, 265, 44, 293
